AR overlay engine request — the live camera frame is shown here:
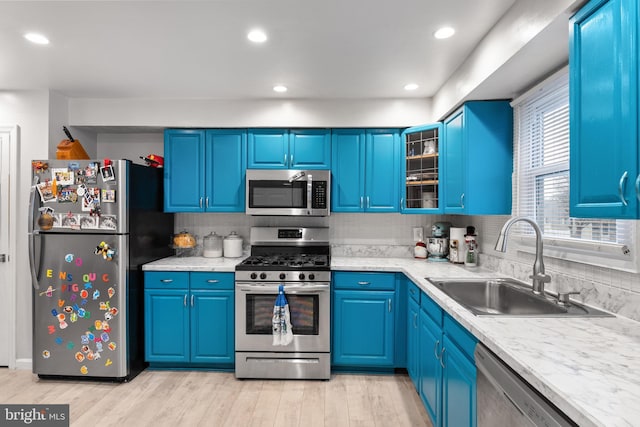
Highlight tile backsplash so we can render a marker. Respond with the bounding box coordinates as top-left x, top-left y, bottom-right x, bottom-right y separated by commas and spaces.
176, 212, 640, 322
